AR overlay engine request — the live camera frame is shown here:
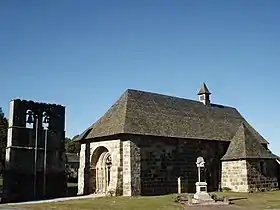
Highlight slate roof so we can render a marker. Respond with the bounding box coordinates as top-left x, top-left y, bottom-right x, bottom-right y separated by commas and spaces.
77, 88, 268, 145
221, 123, 276, 160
